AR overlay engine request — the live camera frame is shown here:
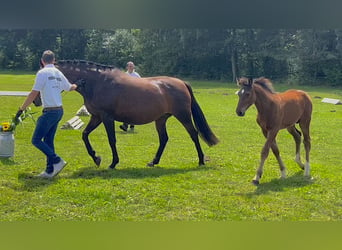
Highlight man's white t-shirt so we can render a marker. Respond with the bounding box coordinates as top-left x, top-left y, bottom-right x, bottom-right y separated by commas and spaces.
126, 71, 141, 78
32, 64, 72, 108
